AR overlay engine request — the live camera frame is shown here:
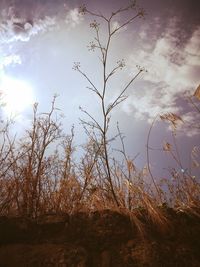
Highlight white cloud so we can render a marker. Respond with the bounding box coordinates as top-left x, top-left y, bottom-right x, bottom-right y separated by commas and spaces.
125, 20, 200, 121
65, 8, 84, 28
0, 10, 57, 43
121, 85, 180, 122
2, 54, 22, 66
179, 111, 200, 137
0, 51, 22, 82
111, 21, 127, 33
185, 27, 200, 66
0, 4, 84, 43
111, 21, 120, 32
